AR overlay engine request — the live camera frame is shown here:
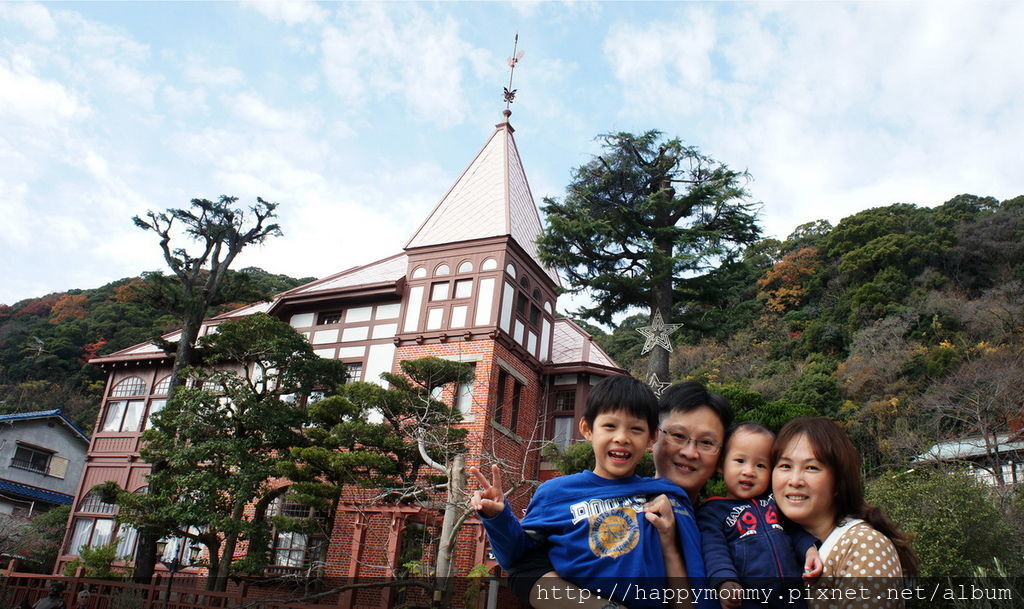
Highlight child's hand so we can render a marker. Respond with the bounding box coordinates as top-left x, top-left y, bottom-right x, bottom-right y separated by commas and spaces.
468, 464, 506, 518
803, 545, 823, 582
642, 494, 676, 540
718, 581, 743, 609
